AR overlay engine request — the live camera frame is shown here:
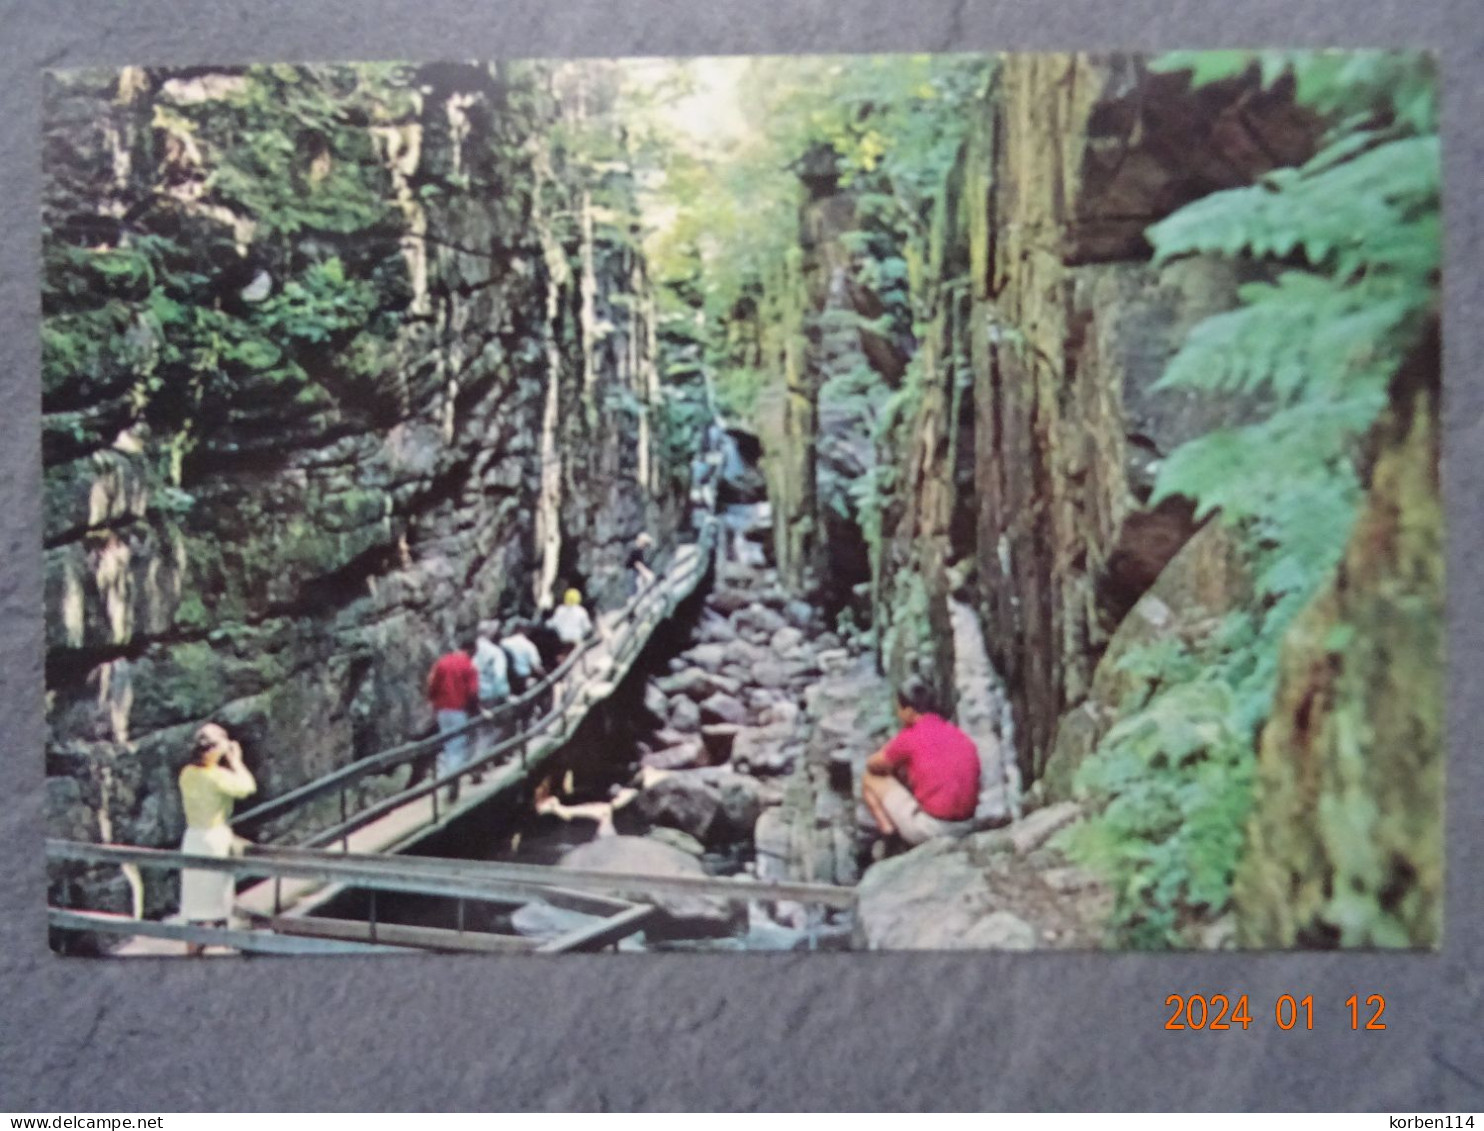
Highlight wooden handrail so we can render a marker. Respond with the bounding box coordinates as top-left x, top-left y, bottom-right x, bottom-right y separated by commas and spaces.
229, 518, 718, 843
